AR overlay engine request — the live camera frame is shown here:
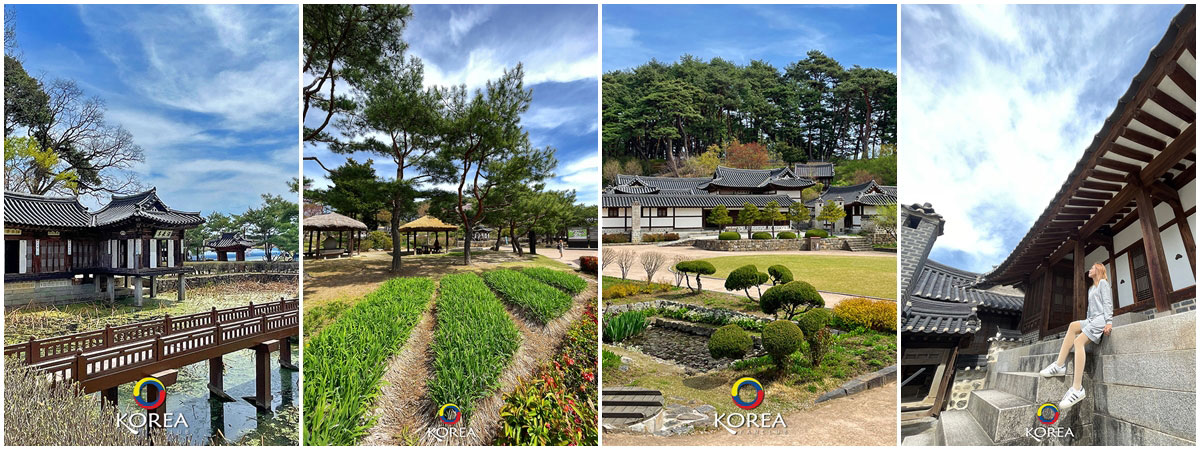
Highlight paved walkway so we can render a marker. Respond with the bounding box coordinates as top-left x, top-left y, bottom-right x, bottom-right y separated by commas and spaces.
602, 245, 894, 307
602, 382, 897, 446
